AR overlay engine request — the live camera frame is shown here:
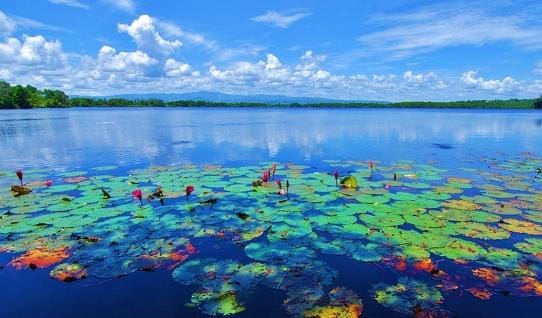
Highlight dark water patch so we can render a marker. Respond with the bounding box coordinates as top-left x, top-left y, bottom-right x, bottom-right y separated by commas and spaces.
433, 143, 454, 149
0, 117, 67, 122
171, 140, 192, 145
0, 267, 199, 318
